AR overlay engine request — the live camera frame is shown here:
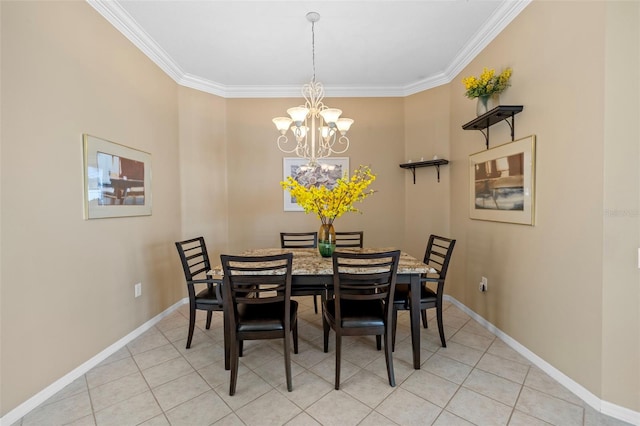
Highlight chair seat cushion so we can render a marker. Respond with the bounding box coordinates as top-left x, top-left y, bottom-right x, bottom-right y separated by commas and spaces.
325, 299, 385, 328
195, 288, 221, 305
393, 284, 438, 306
237, 300, 298, 332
